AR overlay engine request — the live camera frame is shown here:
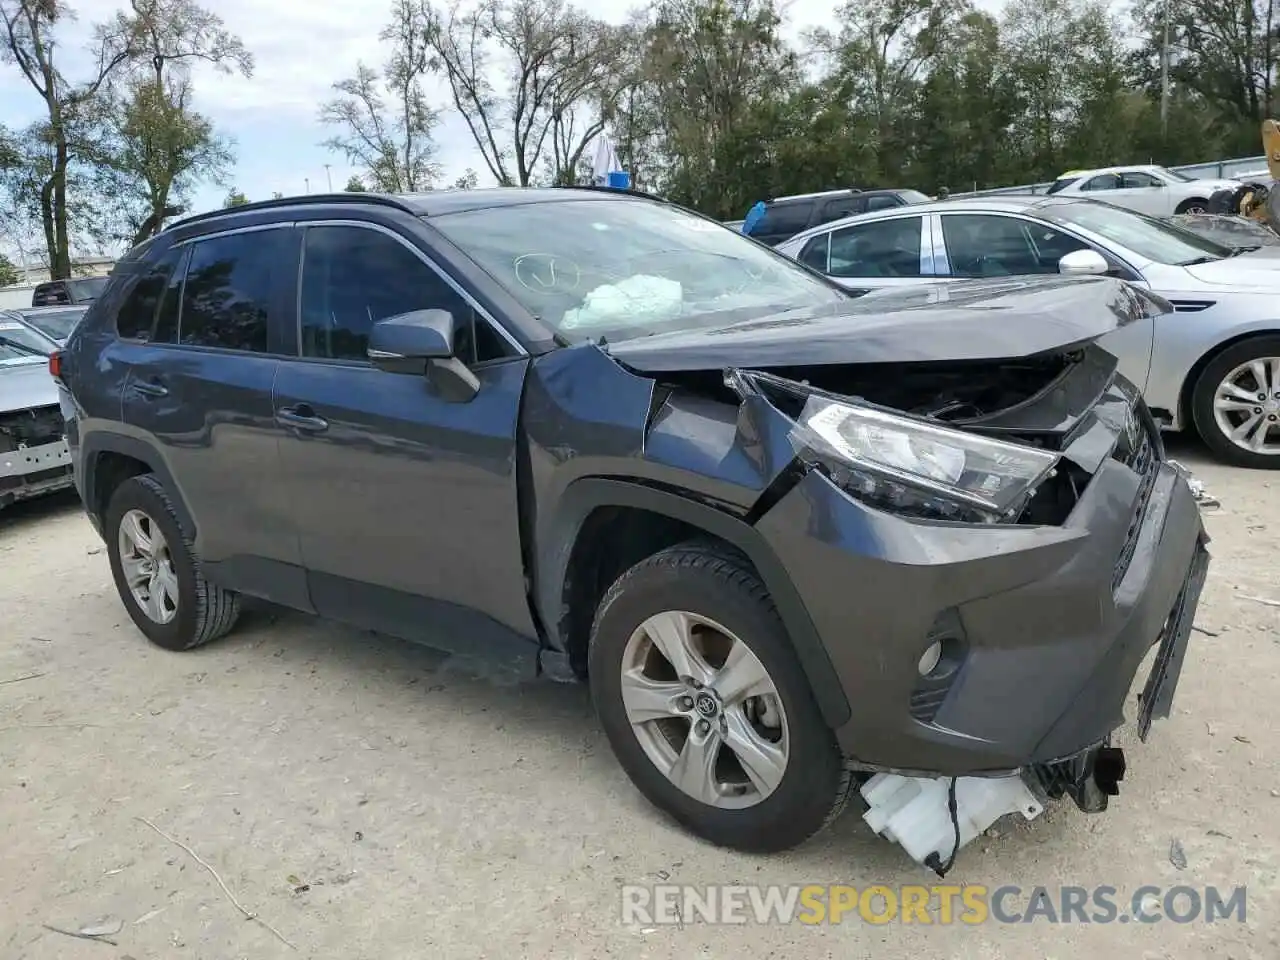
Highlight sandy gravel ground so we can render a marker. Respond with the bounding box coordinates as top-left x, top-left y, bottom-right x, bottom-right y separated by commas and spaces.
1, 436, 1277, 959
